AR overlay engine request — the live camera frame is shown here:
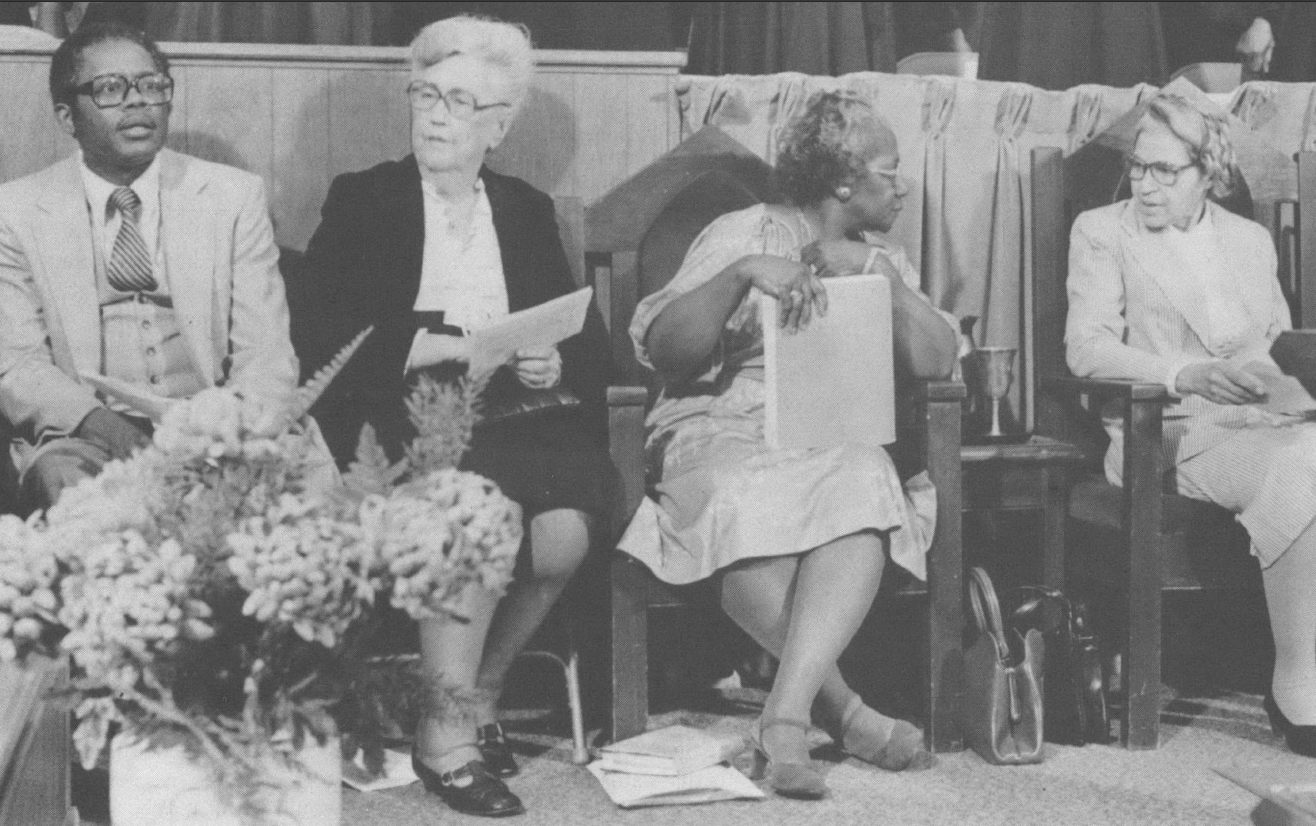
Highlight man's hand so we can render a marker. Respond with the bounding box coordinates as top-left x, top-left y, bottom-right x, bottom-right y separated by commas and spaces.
74, 407, 151, 461
1175, 361, 1268, 405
